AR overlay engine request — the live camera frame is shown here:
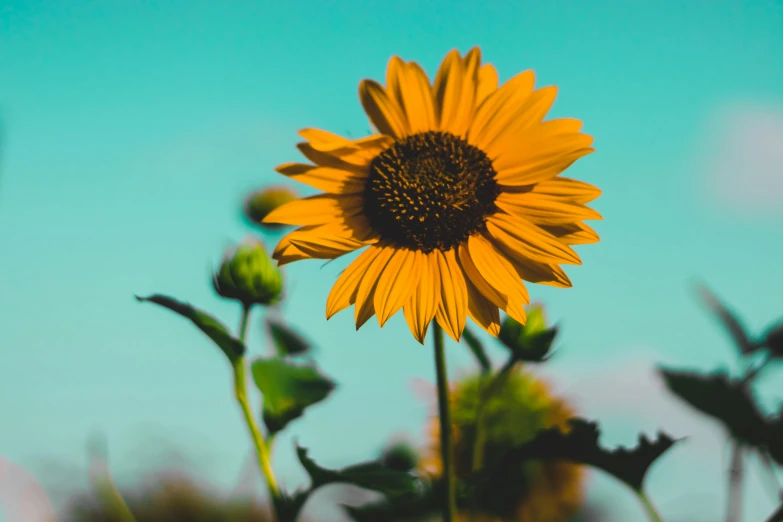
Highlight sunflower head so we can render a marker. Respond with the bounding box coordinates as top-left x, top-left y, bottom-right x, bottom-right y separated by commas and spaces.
418, 366, 585, 522
264, 47, 601, 343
